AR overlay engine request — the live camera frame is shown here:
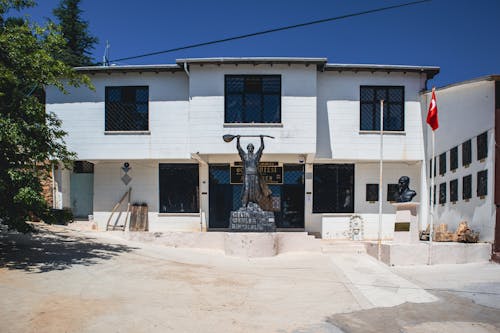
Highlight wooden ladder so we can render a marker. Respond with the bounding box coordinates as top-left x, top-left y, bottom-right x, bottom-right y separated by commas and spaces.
106, 188, 132, 231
